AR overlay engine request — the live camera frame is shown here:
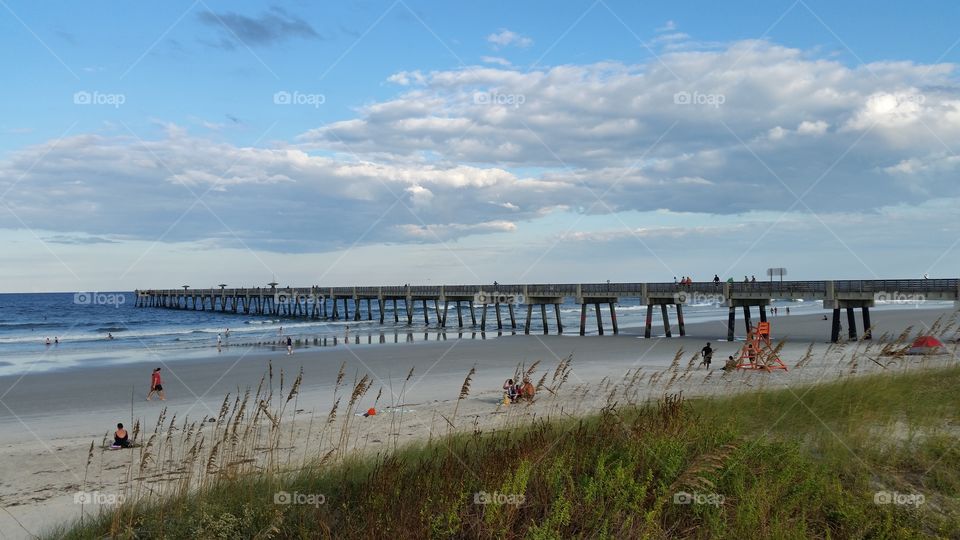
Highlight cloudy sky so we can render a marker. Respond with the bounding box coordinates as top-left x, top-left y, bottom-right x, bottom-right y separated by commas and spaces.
1, 0, 958, 292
